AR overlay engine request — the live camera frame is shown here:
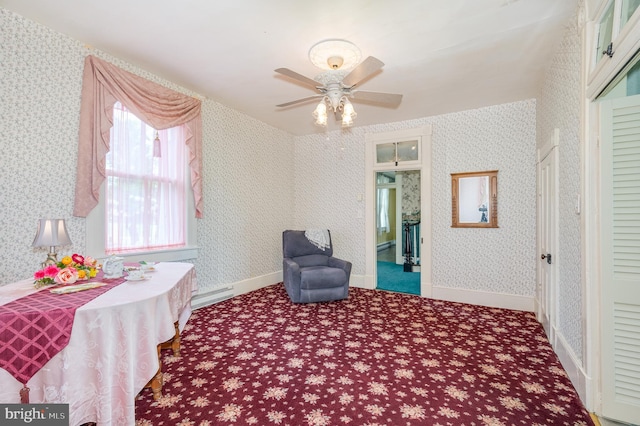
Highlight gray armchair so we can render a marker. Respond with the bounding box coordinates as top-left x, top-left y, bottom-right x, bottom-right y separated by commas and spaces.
282, 230, 352, 303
